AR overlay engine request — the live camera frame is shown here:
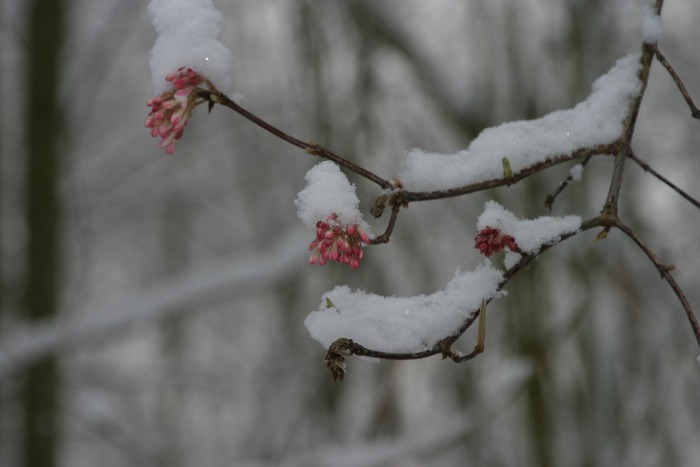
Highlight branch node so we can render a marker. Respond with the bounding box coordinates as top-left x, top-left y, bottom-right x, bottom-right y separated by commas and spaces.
502, 157, 514, 185
371, 193, 389, 218
594, 227, 611, 242
658, 263, 677, 277
438, 340, 456, 361
305, 140, 321, 156
324, 338, 355, 381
